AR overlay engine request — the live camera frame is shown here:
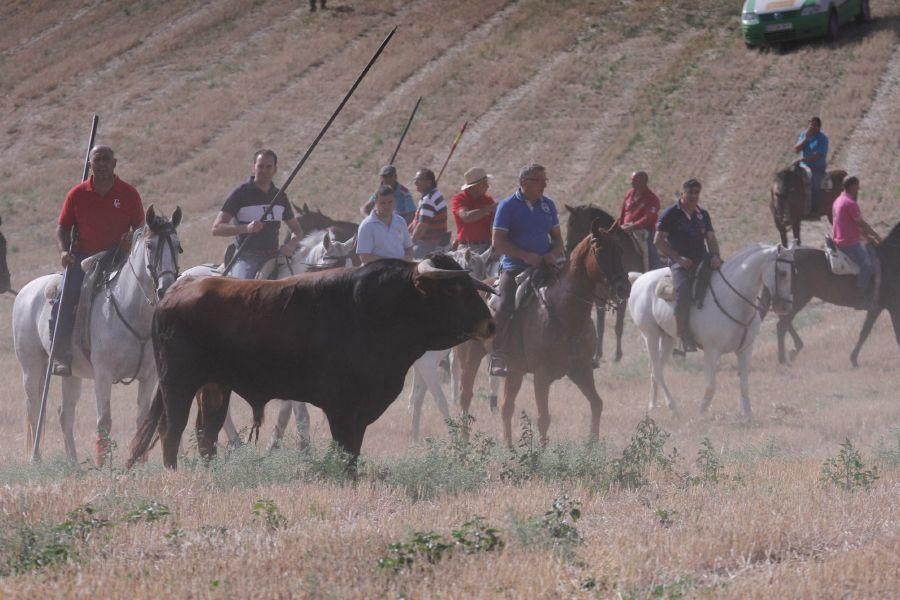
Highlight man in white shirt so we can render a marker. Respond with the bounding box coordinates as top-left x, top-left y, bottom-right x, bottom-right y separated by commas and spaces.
357, 185, 414, 264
